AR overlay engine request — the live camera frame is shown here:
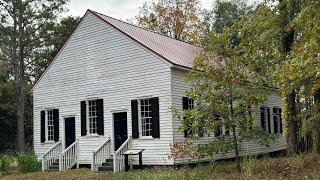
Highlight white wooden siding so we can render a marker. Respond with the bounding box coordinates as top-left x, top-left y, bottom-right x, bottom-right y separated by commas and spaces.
171, 68, 287, 164
33, 12, 174, 165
